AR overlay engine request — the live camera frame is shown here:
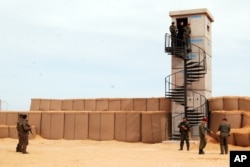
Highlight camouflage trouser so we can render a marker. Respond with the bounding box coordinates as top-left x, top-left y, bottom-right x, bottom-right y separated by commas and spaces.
16, 132, 22, 152
19, 132, 29, 153
184, 35, 190, 48
220, 133, 229, 154
171, 34, 176, 47
199, 137, 207, 150
180, 133, 189, 149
